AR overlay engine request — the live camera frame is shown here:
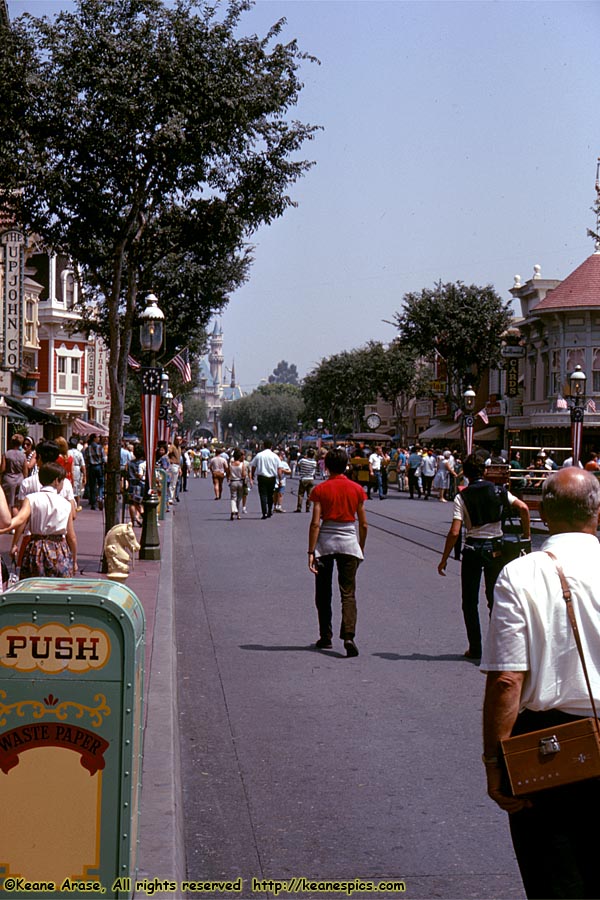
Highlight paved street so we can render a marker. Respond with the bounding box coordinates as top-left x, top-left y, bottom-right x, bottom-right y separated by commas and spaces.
173, 476, 525, 900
